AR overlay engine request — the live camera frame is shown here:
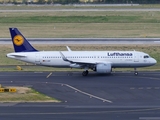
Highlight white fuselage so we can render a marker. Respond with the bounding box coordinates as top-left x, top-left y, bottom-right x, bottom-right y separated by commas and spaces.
7, 51, 157, 68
